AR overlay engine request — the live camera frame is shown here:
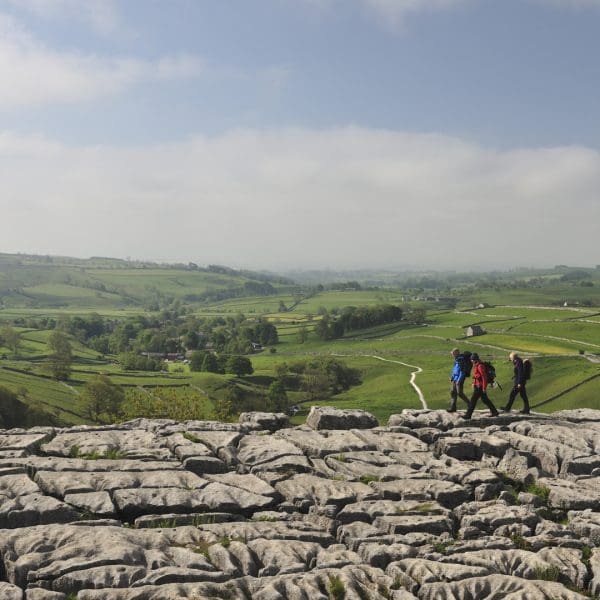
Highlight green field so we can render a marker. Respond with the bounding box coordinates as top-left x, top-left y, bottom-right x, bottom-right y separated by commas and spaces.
1, 254, 599, 426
